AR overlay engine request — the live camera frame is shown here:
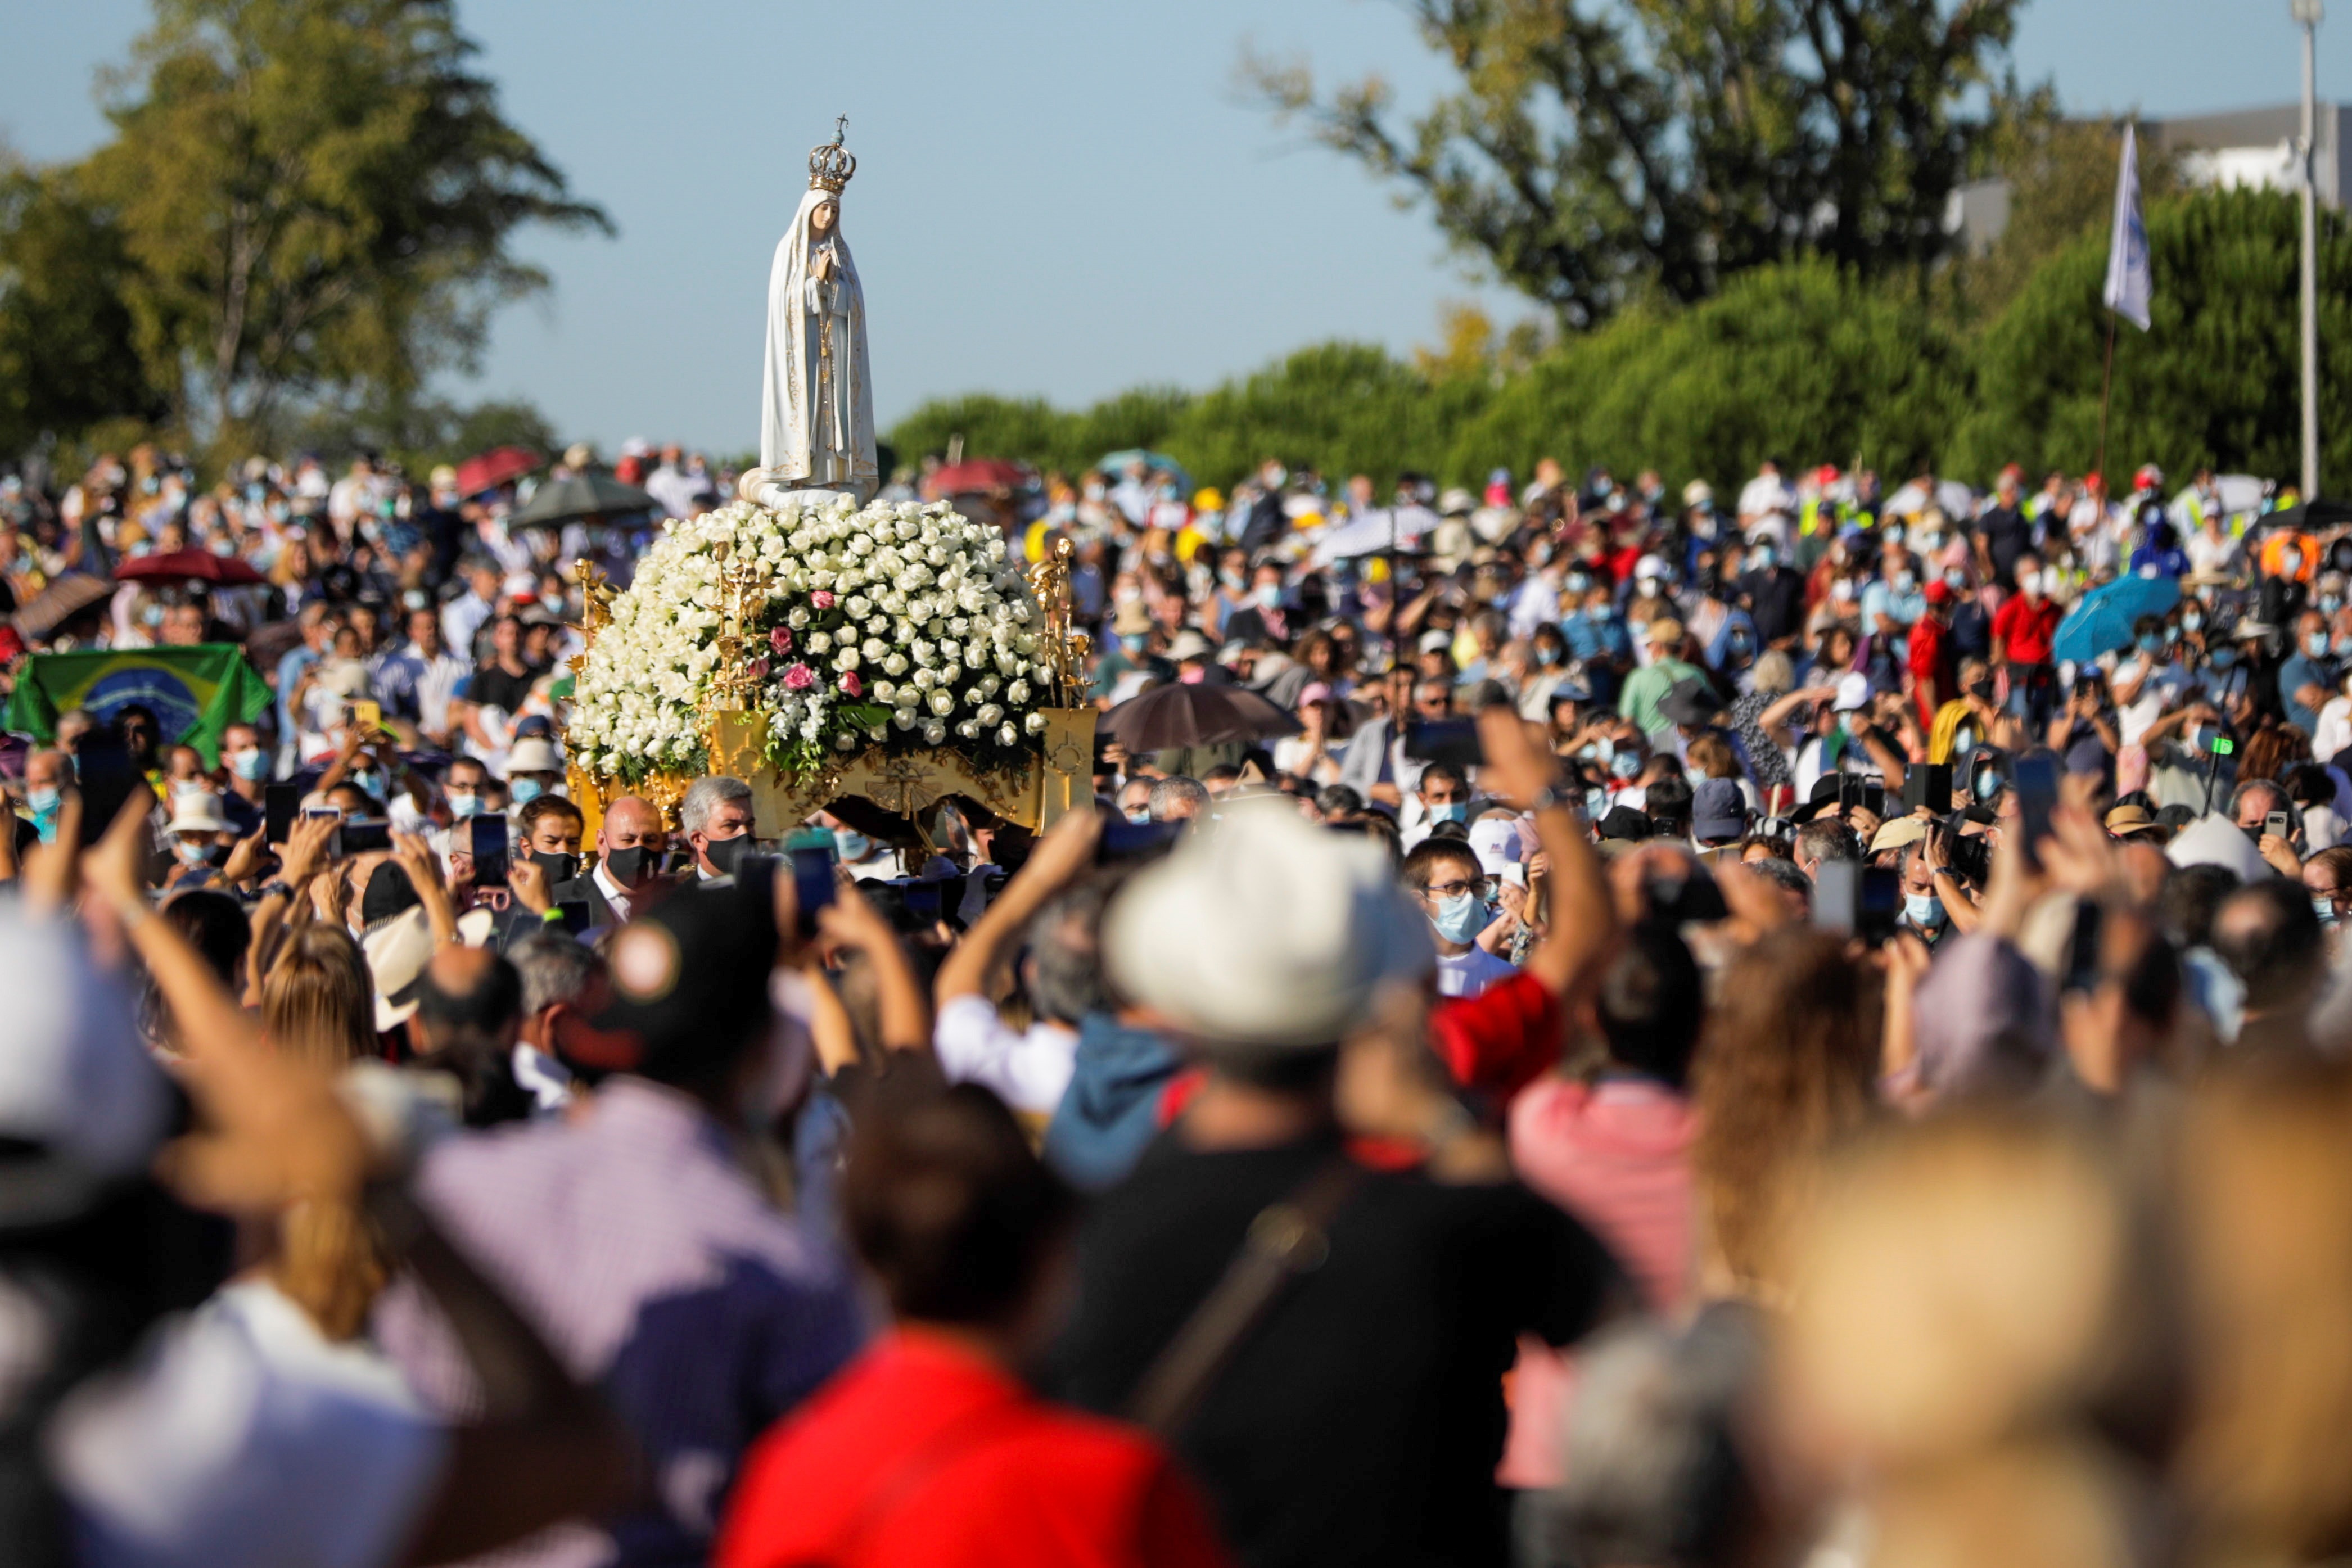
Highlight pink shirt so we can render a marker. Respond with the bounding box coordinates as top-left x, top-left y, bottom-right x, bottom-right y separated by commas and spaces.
1498, 1078, 1699, 1488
